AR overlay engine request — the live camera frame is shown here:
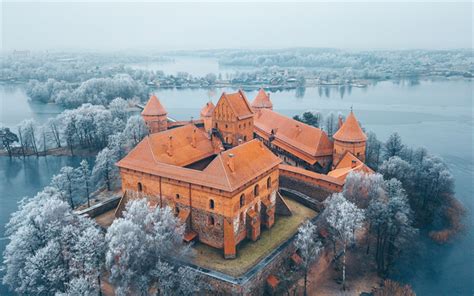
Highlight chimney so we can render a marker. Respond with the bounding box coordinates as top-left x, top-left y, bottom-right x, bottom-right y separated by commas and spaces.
227, 153, 235, 172
351, 159, 357, 168
191, 129, 197, 148
296, 124, 302, 135
167, 136, 173, 156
